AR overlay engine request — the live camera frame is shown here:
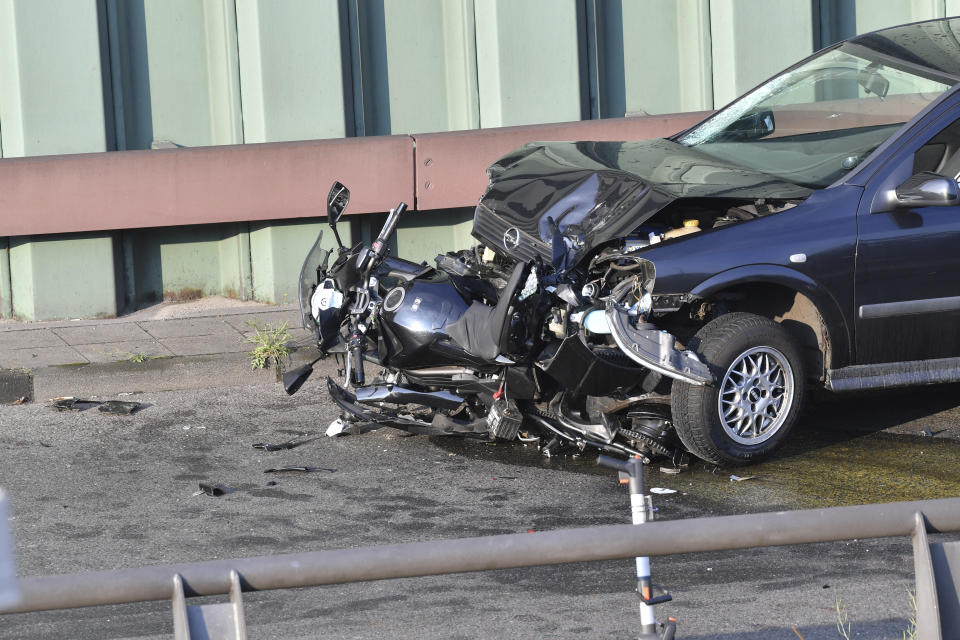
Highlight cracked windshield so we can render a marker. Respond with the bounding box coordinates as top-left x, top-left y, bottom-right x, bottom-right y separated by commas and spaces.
680, 45, 953, 187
